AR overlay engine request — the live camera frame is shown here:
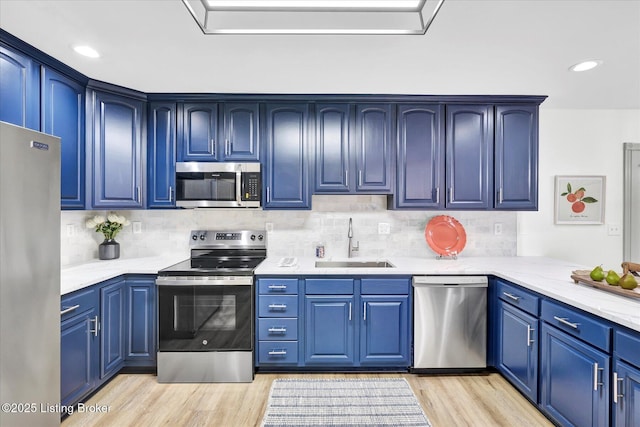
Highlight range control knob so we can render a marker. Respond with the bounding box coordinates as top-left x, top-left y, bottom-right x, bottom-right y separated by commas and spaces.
258, 234, 264, 241
192, 235, 198, 241
199, 234, 206, 241
250, 234, 256, 241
